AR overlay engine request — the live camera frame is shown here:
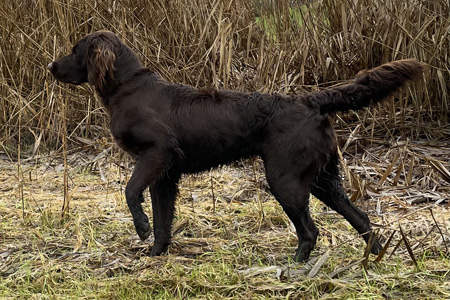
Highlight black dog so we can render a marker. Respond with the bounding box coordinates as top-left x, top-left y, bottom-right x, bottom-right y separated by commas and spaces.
48, 30, 423, 261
